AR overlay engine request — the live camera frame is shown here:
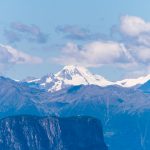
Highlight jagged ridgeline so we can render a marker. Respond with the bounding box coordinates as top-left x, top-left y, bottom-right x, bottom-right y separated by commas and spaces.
24, 65, 150, 92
